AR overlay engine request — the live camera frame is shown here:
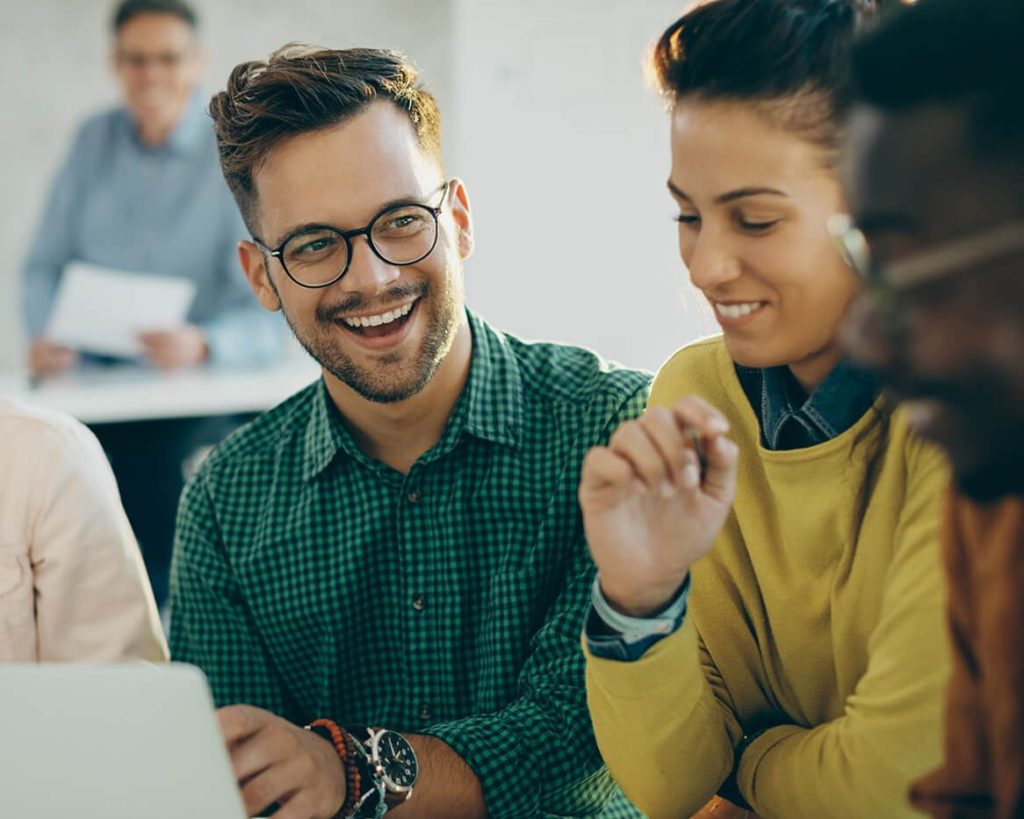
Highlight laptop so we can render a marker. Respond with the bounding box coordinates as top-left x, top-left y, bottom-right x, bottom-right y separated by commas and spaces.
0, 663, 246, 819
